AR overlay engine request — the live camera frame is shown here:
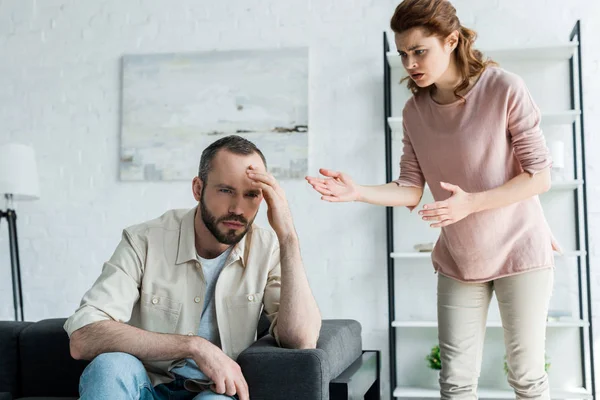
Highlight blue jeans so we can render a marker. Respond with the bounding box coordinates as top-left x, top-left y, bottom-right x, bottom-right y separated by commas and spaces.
79, 352, 236, 400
